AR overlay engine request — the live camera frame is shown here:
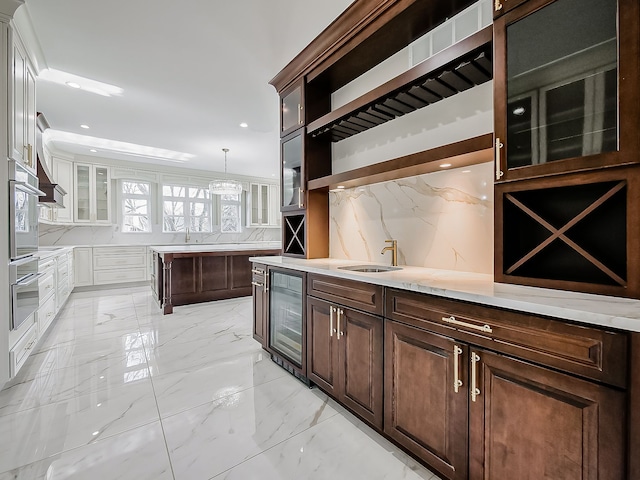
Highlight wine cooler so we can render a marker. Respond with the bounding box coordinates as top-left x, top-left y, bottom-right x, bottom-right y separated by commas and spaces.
268, 267, 307, 379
